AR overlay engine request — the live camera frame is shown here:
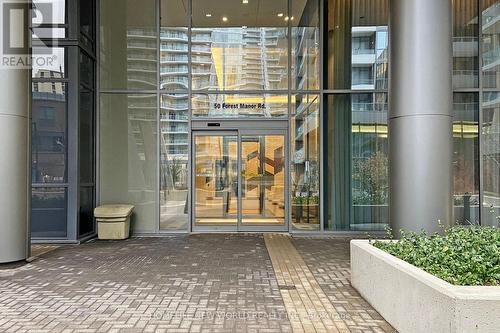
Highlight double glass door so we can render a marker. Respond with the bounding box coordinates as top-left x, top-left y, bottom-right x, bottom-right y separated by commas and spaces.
193, 130, 287, 231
